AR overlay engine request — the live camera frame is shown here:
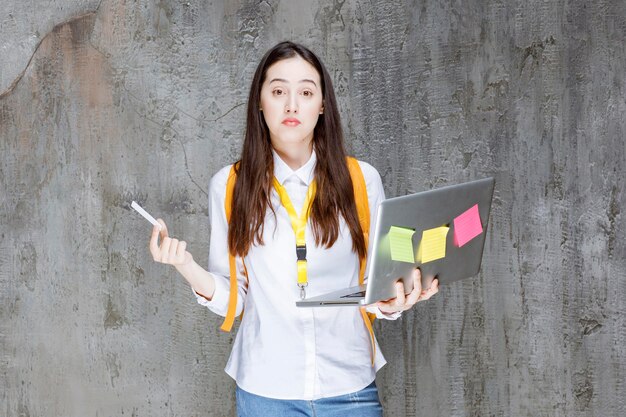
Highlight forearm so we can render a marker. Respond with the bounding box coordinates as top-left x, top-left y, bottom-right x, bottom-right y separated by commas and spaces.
174, 259, 216, 300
